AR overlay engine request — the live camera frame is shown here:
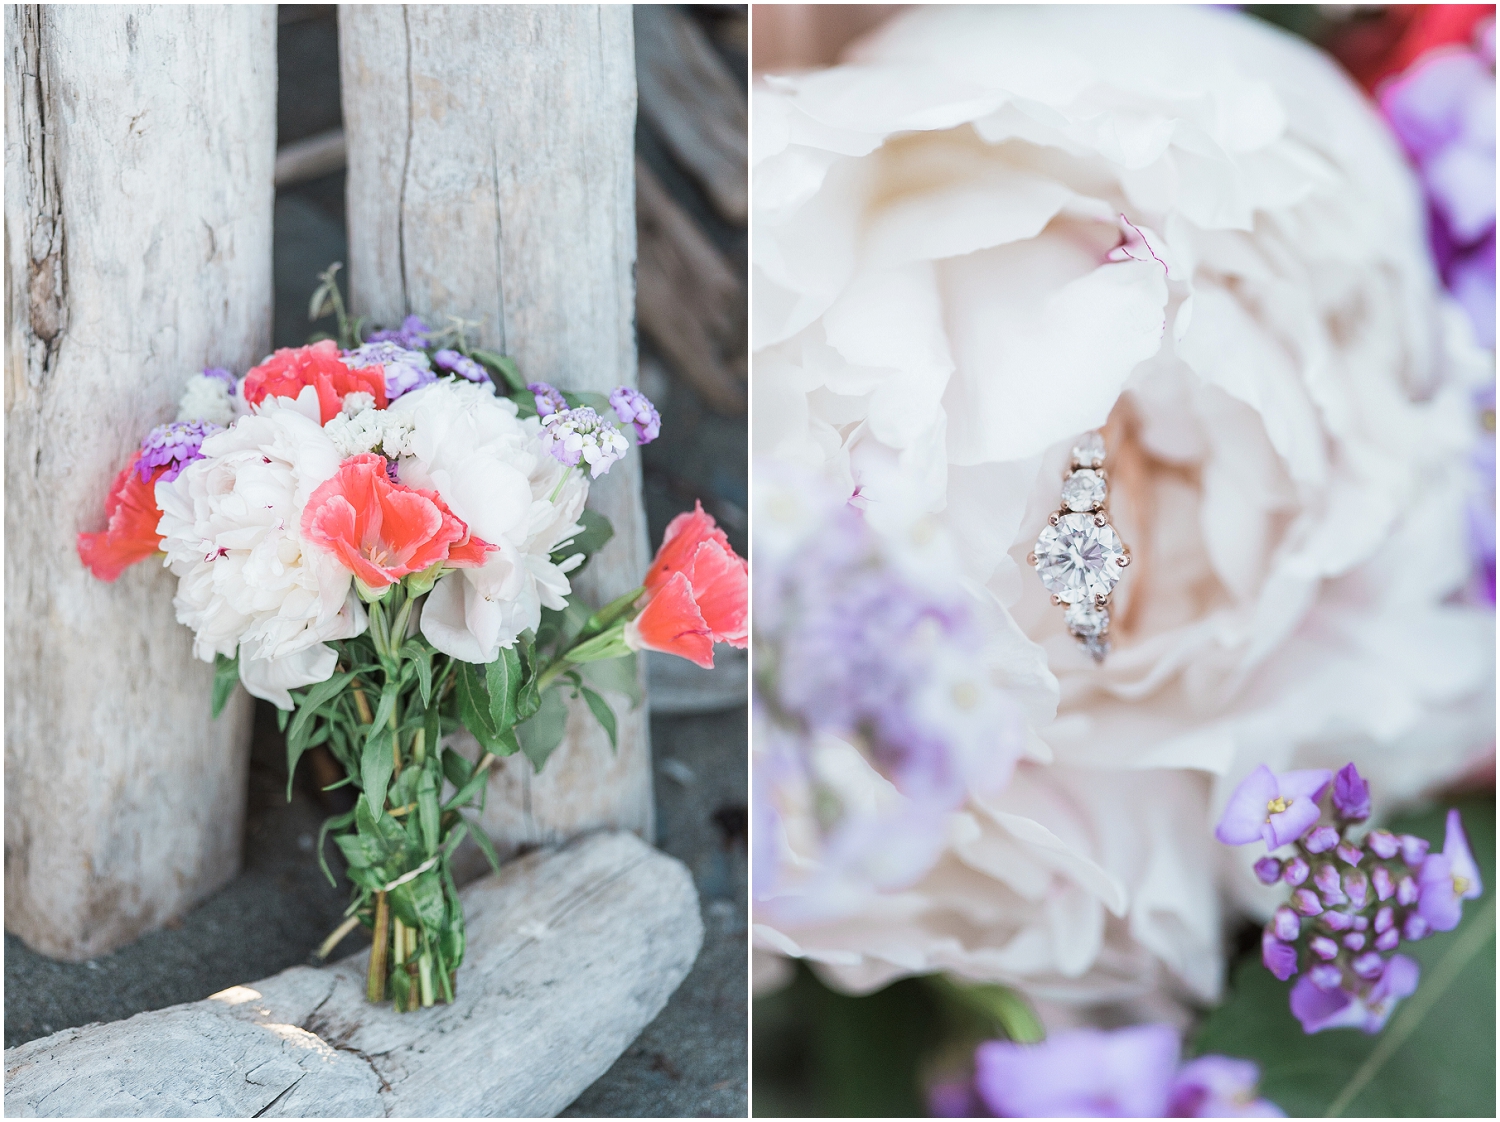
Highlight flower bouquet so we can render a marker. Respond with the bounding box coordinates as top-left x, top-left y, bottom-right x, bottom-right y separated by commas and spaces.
78, 267, 747, 1010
